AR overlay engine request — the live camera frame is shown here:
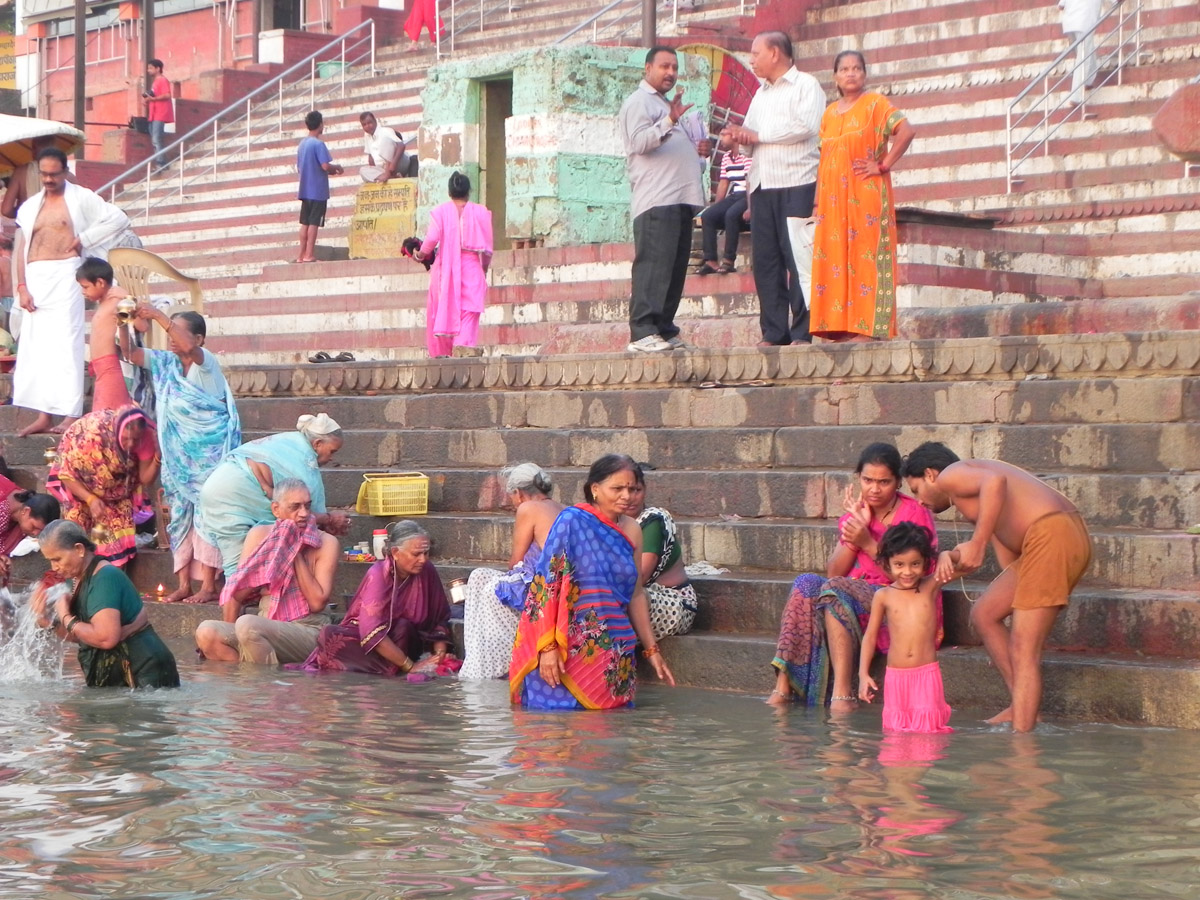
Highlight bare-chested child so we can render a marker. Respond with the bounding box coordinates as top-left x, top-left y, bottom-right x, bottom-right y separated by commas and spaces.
858, 522, 954, 734
901, 442, 1093, 733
